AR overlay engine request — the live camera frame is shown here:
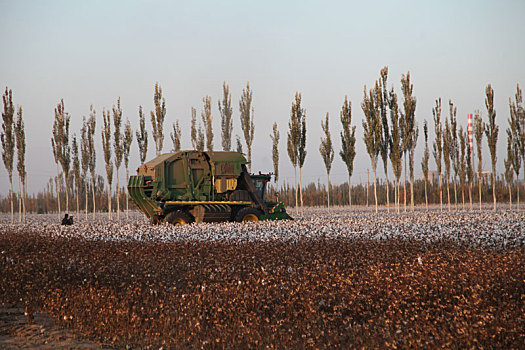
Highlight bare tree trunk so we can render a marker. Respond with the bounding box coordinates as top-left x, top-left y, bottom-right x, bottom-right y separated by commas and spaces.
76, 183, 79, 219
366, 169, 369, 207
461, 183, 465, 210
23, 175, 27, 221
126, 168, 129, 218
518, 171, 525, 212
508, 184, 512, 210
294, 166, 298, 215
299, 167, 304, 216
424, 179, 428, 211
394, 179, 398, 213
492, 172, 496, 211
373, 166, 378, 214
517, 179, 520, 212
56, 165, 61, 218
447, 176, 451, 212
403, 154, 407, 212
439, 174, 443, 212
348, 175, 352, 209
107, 185, 112, 219
116, 171, 120, 221
84, 179, 88, 221
18, 176, 22, 222
398, 179, 401, 213
478, 173, 482, 210
469, 182, 473, 211
327, 173, 330, 211
92, 177, 96, 219
384, 163, 390, 213
64, 174, 69, 214
393, 178, 396, 212
410, 175, 414, 212
453, 177, 458, 211
398, 181, 401, 213
9, 179, 14, 223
